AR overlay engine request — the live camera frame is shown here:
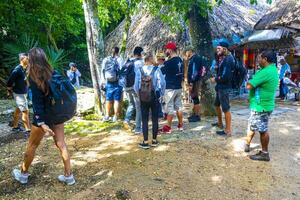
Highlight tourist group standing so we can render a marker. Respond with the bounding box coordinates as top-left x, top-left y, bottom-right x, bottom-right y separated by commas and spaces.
6, 41, 282, 186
